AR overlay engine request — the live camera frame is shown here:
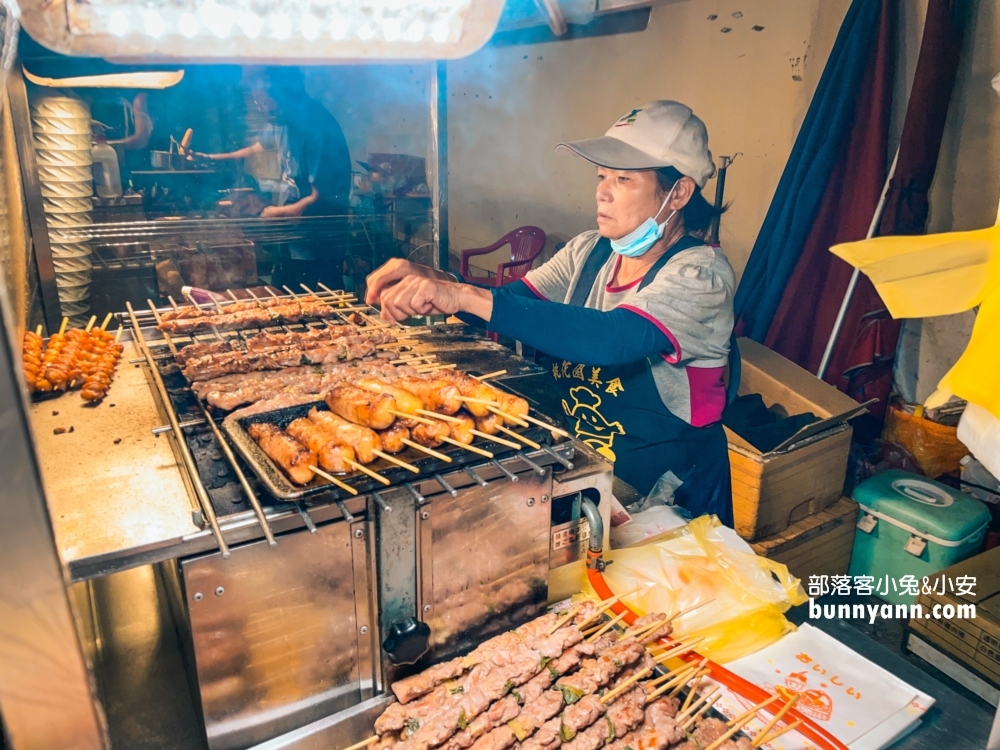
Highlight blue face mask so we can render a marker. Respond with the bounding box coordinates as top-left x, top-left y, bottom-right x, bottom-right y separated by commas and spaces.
610, 183, 679, 258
